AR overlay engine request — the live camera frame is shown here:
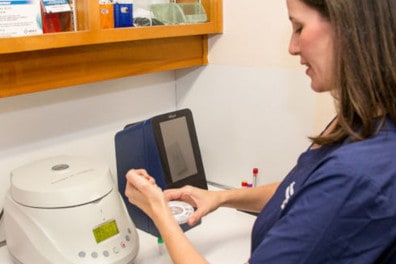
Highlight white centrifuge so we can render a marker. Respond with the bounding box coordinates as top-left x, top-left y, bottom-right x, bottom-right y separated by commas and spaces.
3, 155, 139, 264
